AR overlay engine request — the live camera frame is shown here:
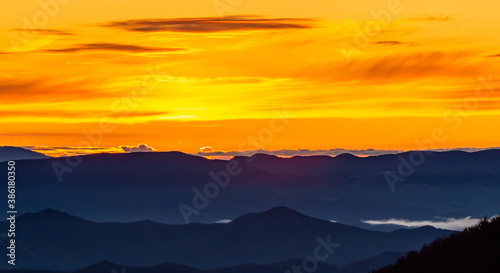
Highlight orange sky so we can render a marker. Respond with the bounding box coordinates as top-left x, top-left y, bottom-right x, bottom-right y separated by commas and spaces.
1, 0, 499, 156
